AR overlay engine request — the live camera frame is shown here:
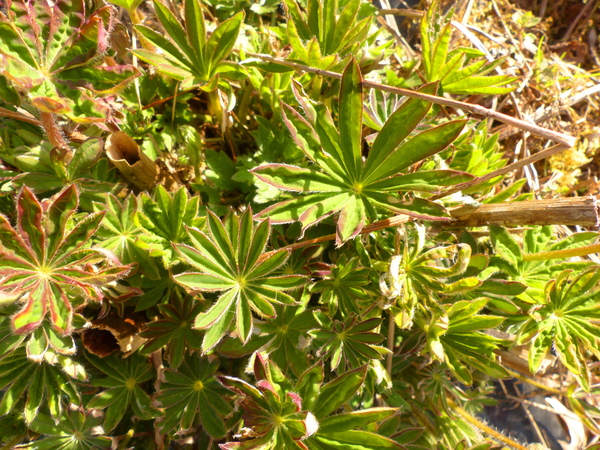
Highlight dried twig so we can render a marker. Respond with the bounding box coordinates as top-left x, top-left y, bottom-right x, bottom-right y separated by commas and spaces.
243, 52, 577, 148
432, 143, 571, 199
